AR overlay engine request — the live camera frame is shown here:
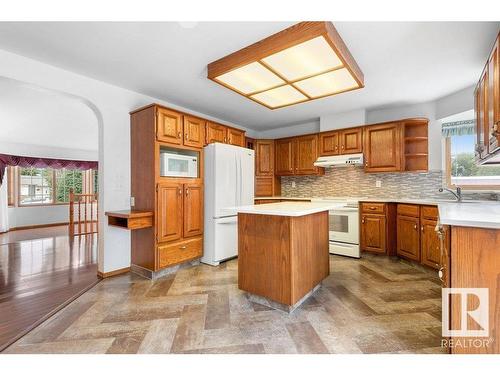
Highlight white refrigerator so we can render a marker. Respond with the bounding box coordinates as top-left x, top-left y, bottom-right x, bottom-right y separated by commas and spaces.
202, 143, 255, 266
